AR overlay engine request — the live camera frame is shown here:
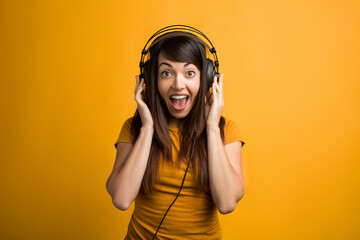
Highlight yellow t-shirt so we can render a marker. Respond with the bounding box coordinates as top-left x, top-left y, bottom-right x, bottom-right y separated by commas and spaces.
114, 117, 245, 240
